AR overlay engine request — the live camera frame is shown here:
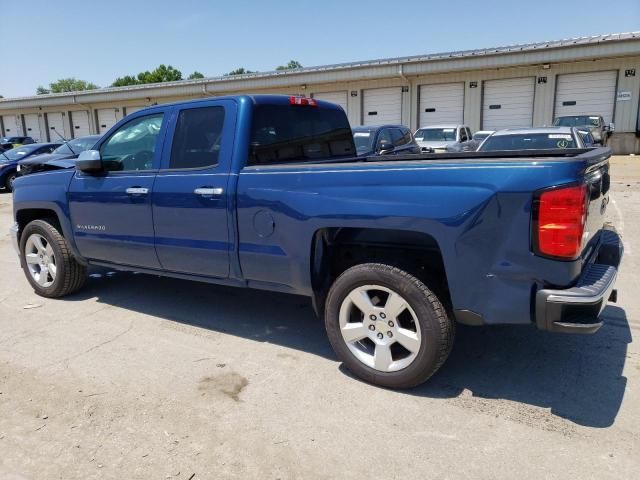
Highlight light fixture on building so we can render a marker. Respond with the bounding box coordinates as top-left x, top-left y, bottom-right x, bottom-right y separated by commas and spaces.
300, 84, 307, 90
542, 64, 550, 69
